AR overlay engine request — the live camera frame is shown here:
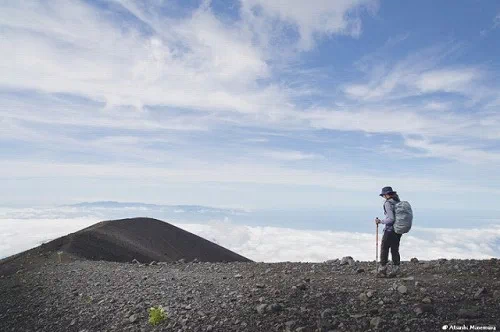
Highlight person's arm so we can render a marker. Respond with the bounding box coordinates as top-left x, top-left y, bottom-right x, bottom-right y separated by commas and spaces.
379, 201, 395, 225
